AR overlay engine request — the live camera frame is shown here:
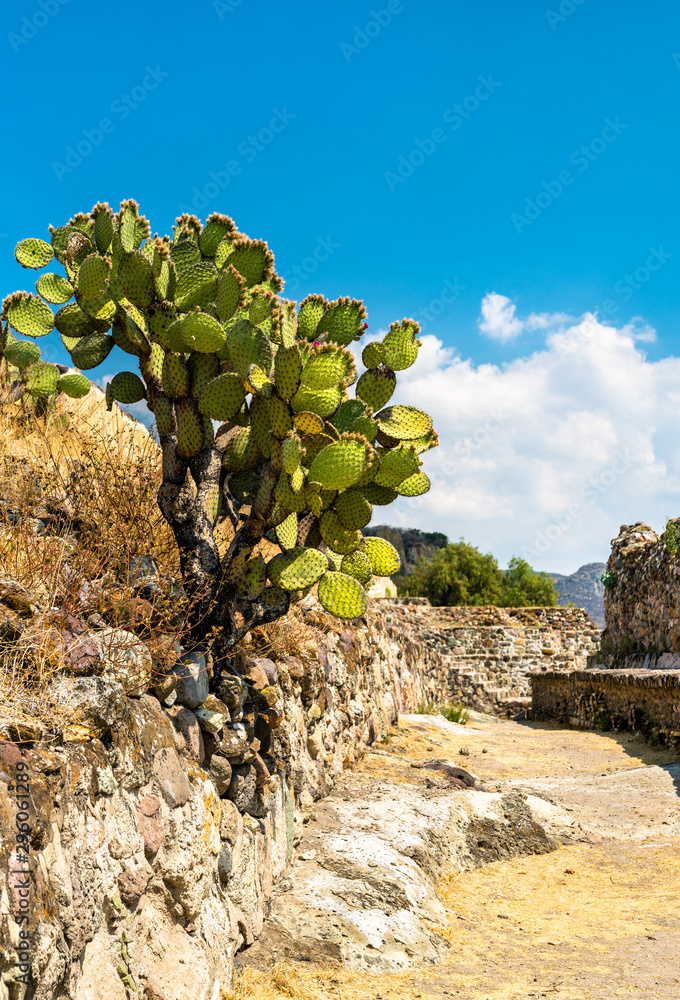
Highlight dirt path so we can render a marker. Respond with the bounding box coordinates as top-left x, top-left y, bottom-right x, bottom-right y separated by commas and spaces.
227, 714, 680, 1000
